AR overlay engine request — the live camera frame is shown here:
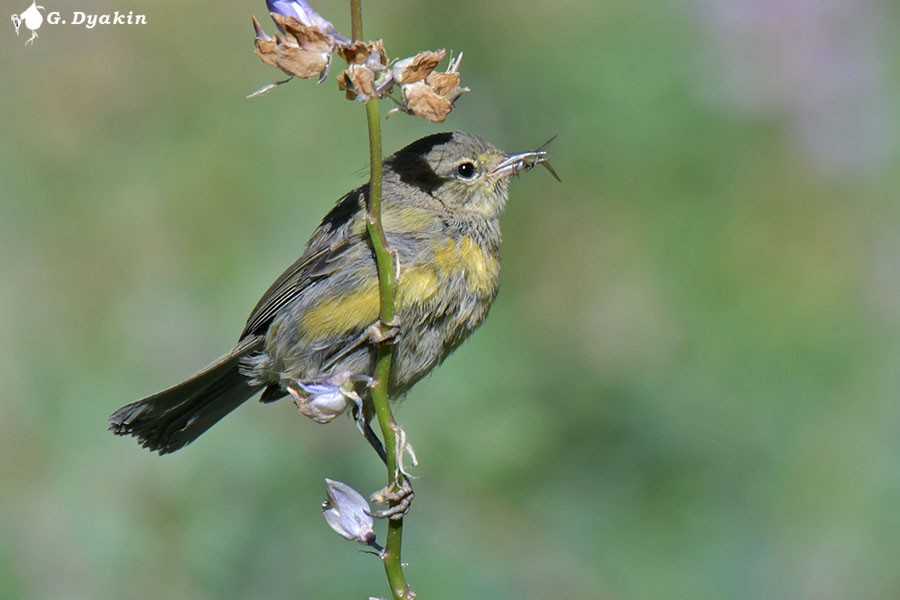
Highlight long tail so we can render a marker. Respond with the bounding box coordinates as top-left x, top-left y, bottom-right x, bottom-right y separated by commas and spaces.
109, 335, 265, 454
